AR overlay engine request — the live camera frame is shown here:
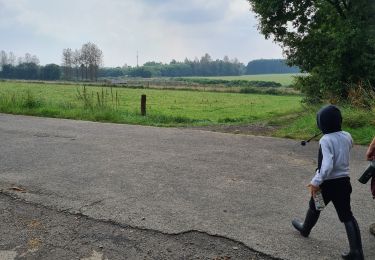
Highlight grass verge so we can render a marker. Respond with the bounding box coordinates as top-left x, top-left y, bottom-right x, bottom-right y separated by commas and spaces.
273, 105, 375, 145
0, 81, 373, 145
